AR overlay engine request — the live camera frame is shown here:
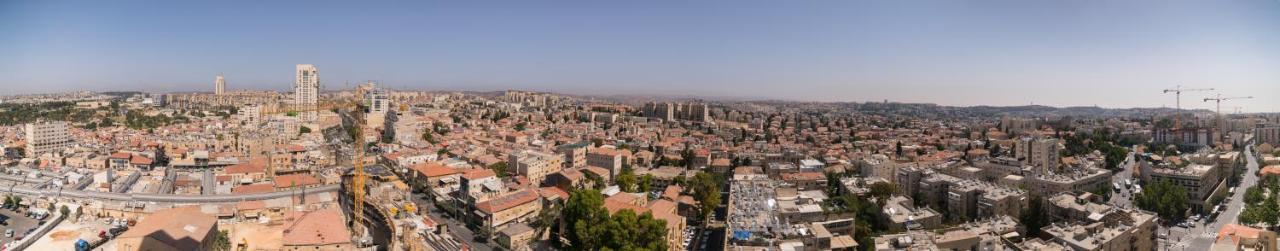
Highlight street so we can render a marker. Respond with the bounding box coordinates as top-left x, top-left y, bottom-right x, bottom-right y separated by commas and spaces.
1108, 151, 1137, 209
1165, 145, 1260, 250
